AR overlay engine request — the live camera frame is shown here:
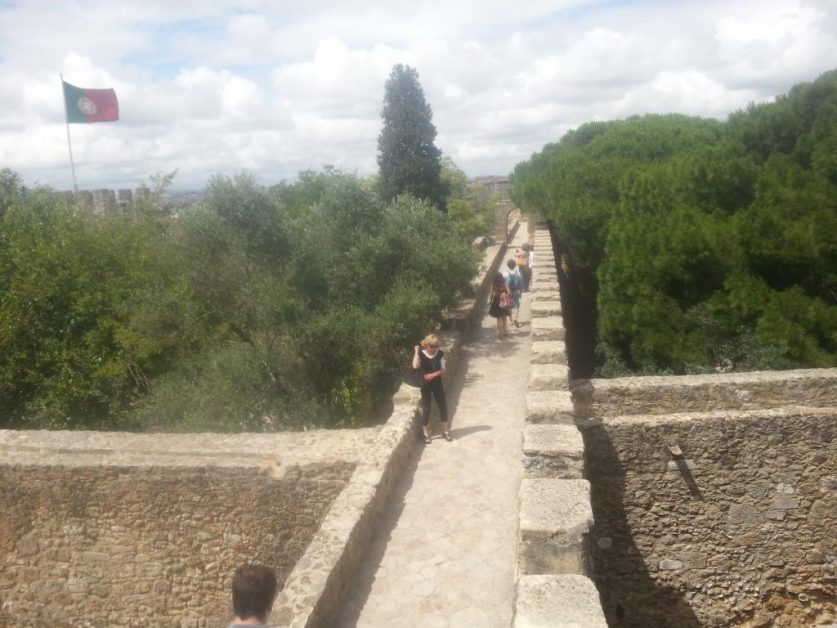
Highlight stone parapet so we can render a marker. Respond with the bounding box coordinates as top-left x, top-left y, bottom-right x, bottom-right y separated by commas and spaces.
523, 424, 584, 479
530, 341, 567, 365
530, 289, 560, 302
528, 363, 570, 391
573, 368, 837, 418
514, 575, 608, 628
519, 479, 593, 575
530, 300, 562, 316
532, 279, 560, 292
531, 317, 565, 341
515, 224, 607, 624
526, 390, 575, 424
